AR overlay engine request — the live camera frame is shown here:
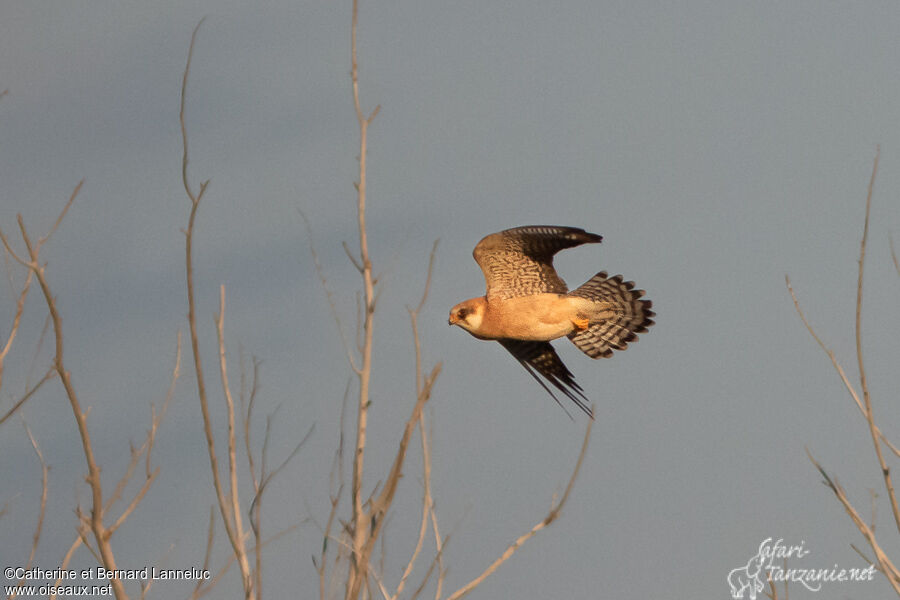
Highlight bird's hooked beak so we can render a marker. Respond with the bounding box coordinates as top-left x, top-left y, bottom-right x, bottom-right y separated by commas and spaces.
448, 313, 458, 326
